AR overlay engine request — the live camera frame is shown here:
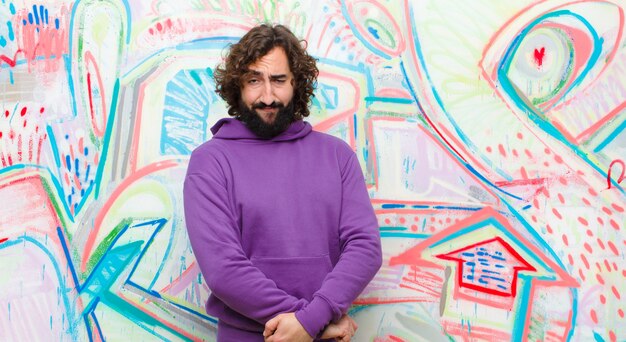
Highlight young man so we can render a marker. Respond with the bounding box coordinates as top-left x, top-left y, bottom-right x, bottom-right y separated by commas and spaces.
183, 24, 382, 341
